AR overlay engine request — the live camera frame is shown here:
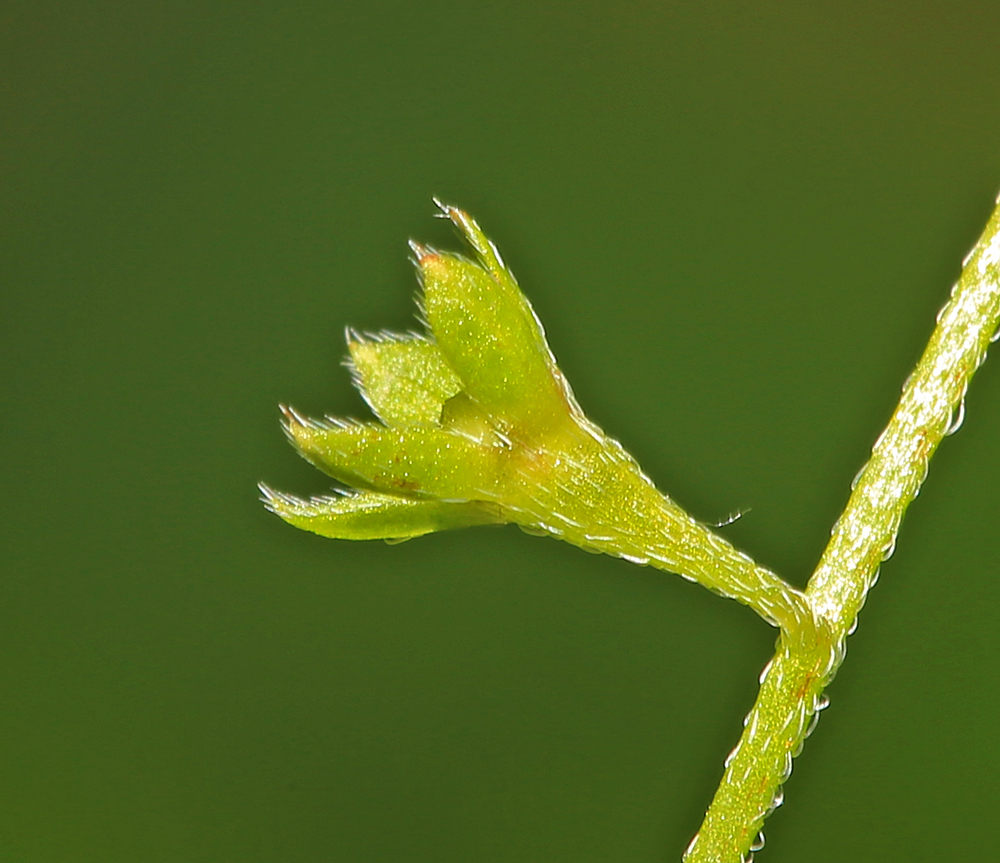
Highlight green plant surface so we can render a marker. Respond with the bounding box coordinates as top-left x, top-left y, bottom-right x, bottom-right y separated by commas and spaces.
266, 199, 1000, 862
7, 5, 1000, 862
264, 203, 813, 636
